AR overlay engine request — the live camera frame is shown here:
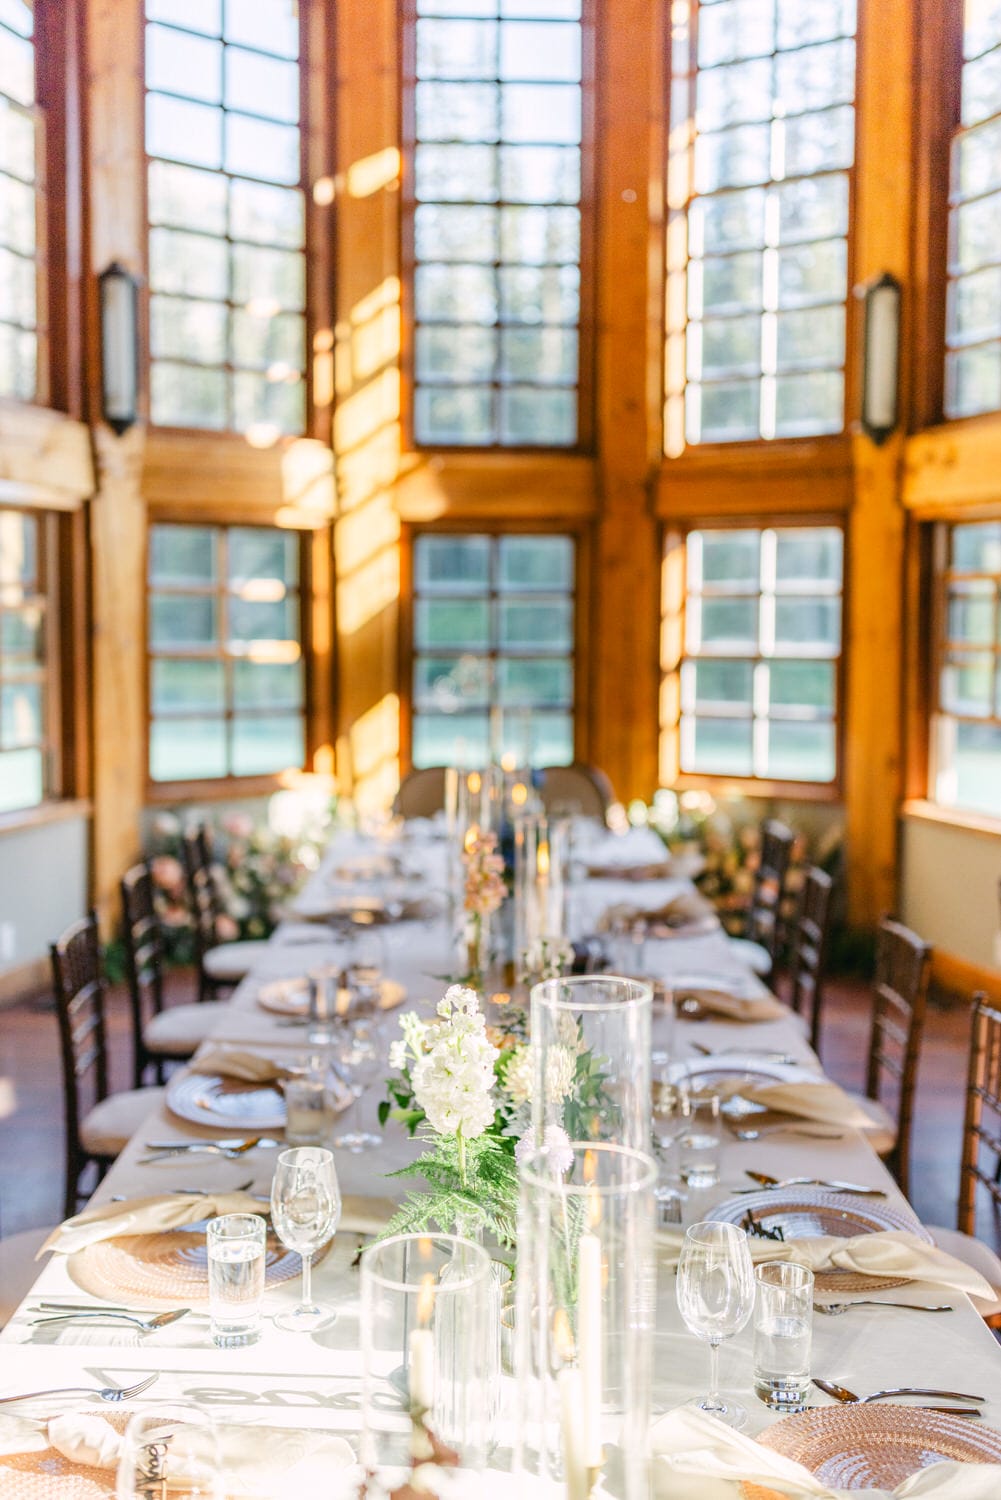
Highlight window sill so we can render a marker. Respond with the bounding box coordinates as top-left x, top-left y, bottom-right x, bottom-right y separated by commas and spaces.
672, 773, 841, 804
146, 774, 292, 805
901, 798, 1001, 841
0, 797, 92, 839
